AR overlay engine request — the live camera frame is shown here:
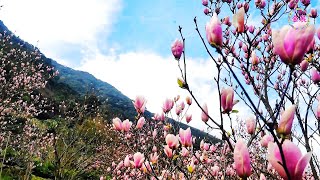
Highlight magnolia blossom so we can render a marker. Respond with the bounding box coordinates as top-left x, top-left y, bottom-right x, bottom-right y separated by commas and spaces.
185, 114, 192, 123
260, 134, 274, 148
162, 98, 174, 113
171, 39, 184, 60
131, 152, 145, 168
179, 128, 192, 147
311, 68, 320, 84
201, 103, 209, 123
186, 96, 192, 105
272, 22, 315, 66
165, 134, 179, 149
234, 139, 252, 178
164, 145, 173, 158
112, 117, 122, 131
277, 105, 296, 135
268, 140, 312, 180
300, 60, 309, 72
136, 117, 145, 129
245, 117, 256, 135
122, 119, 132, 132
124, 155, 130, 167
133, 96, 146, 114
205, 13, 223, 47
233, 7, 245, 33
251, 51, 259, 65
221, 87, 238, 113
